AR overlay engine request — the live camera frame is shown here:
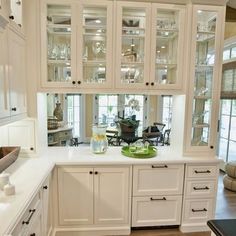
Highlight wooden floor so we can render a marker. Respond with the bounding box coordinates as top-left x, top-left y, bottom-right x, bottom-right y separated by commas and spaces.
129, 171, 236, 236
